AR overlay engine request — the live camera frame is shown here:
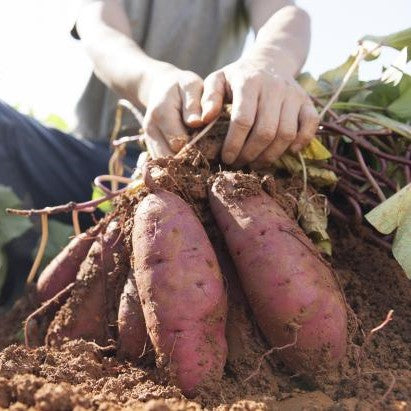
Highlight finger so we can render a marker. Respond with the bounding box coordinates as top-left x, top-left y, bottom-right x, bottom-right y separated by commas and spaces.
180, 74, 204, 128
257, 96, 300, 165
236, 85, 284, 164
144, 125, 173, 159
290, 102, 320, 153
154, 107, 189, 152
221, 80, 258, 164
201, 71, 226, 123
